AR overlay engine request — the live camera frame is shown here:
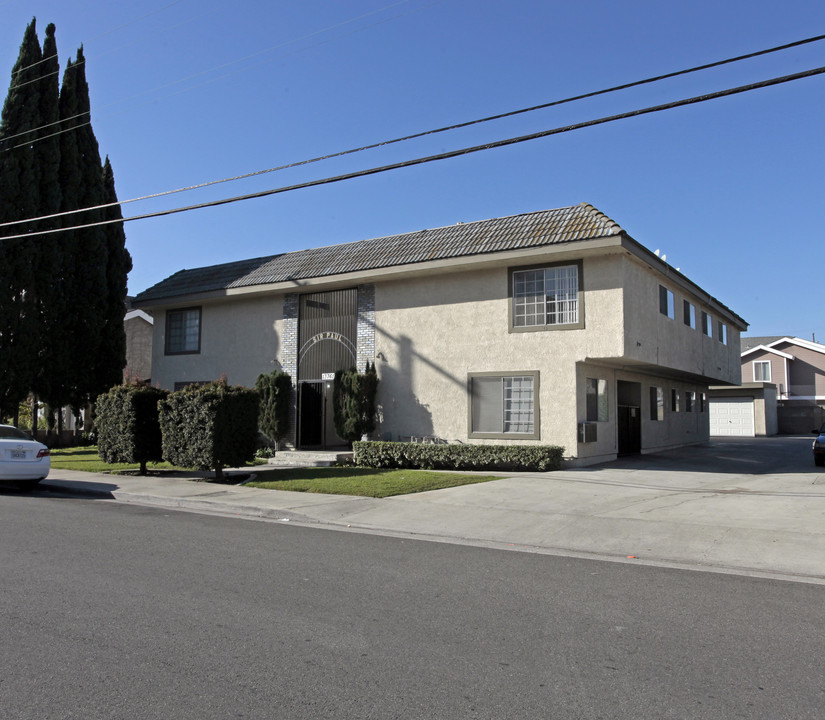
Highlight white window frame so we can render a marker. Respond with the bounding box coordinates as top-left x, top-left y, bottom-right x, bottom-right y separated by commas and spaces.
511, 262, 582, 330
753, 360, 771, 382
